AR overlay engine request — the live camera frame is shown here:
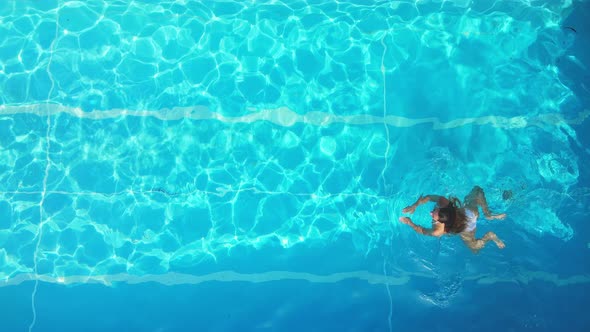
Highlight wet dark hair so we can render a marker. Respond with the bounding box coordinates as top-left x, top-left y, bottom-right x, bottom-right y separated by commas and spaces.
437, 197, 468, 234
